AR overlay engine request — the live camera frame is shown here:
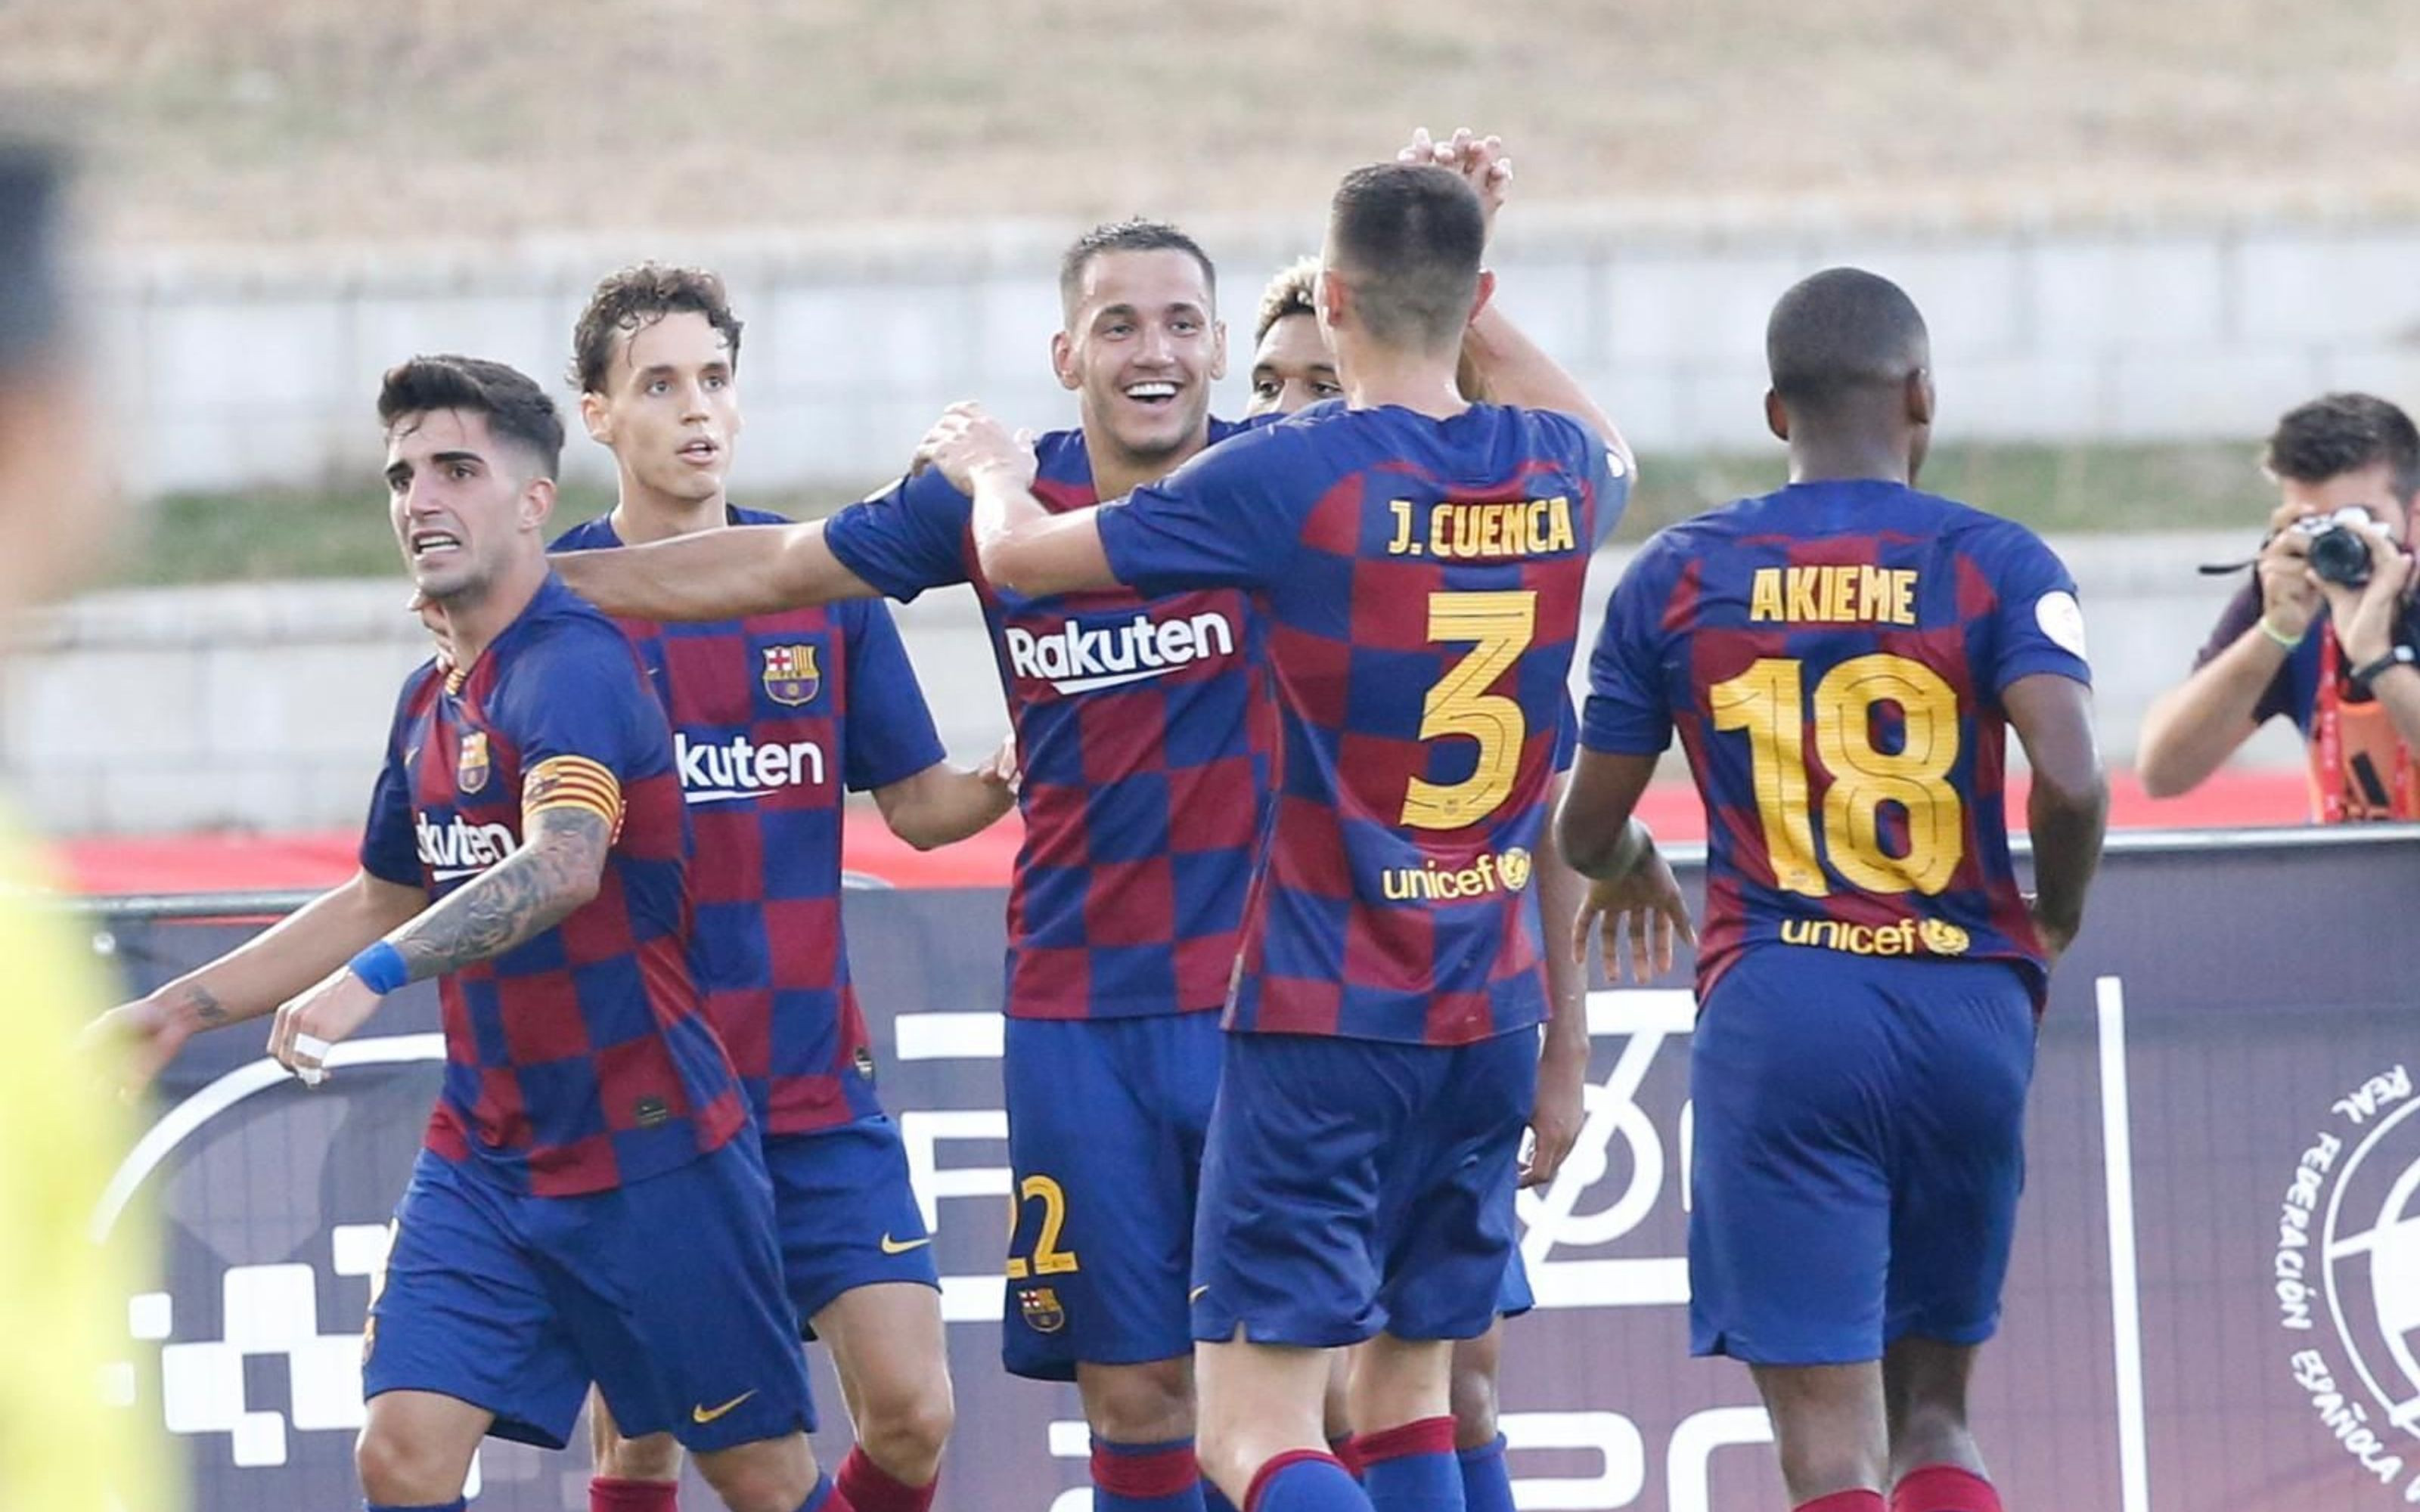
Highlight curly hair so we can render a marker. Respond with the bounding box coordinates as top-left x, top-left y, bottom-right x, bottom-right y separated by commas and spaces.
1252, 256, 1319, 346
569, 262, 744, 395
2266, 392, 2420, 500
